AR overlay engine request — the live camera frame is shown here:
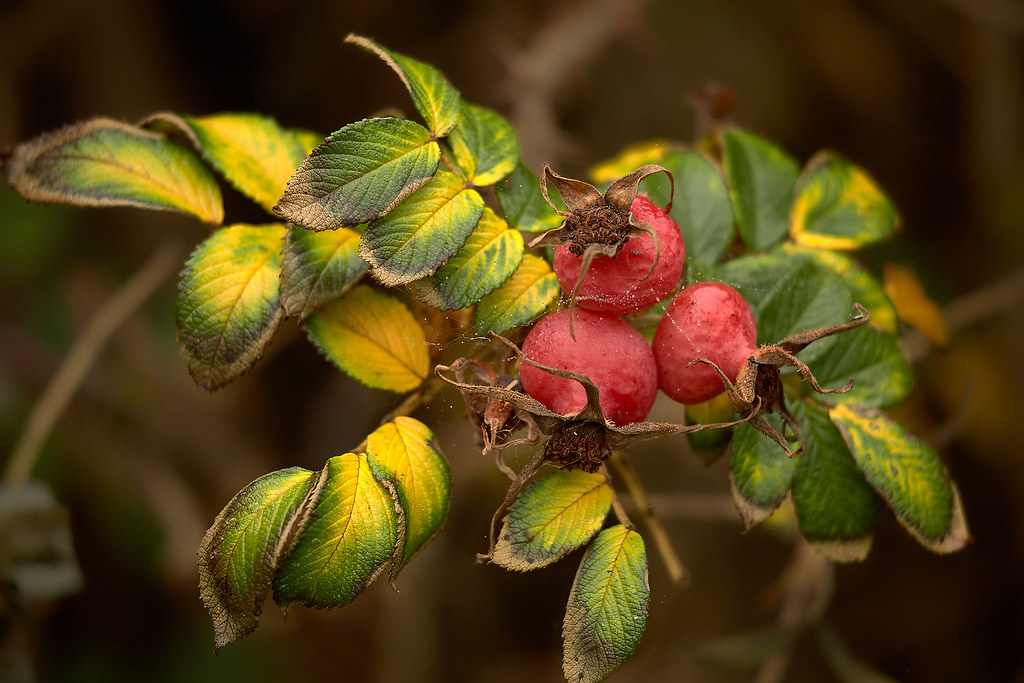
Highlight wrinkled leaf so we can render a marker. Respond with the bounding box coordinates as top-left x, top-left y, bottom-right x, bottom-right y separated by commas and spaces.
790, 152, 899, 250
346, 34, 462, 138
492, 470, 612, 571
563, 525, 649, 683
791, 403, 877, 561
280, 224, 367, 320
730, 414, 796, 528
197, 467, 316, 651
808, 325, 912, 407
495, 162, 562, 233
661, 148, 735, 266
274, 117, 440, 230
449, 102, 519, 186
360, 170, 484, 285
365, 417, 450, 580
176, 223, 287, 391
721, 128, 800, 251
830, 403, 969, 553
304, 285, 430, 393
273, 453, 398, 610
415, 207, 524, 310
3, 117, 223, 224
475, 253, 559, 336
